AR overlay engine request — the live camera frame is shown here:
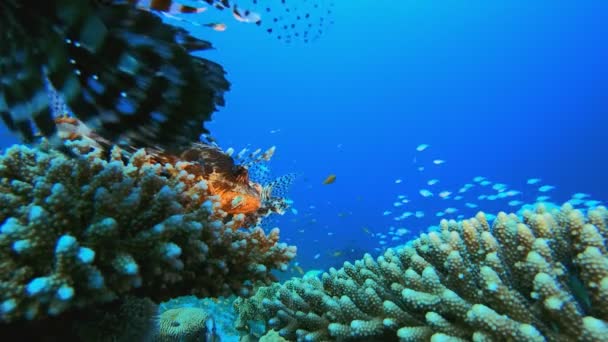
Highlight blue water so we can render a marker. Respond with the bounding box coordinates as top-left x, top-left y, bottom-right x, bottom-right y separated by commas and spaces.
201, 0, 608, 274
1, 0, 607, 276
